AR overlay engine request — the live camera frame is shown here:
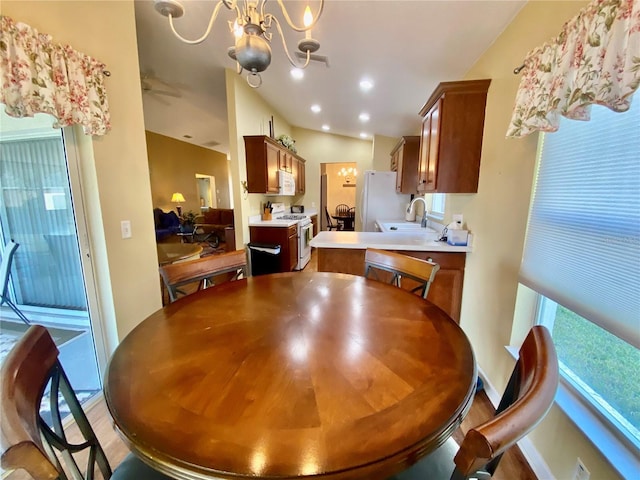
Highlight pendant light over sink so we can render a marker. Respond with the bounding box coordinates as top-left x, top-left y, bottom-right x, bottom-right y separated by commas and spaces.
153, 0, 324, 88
